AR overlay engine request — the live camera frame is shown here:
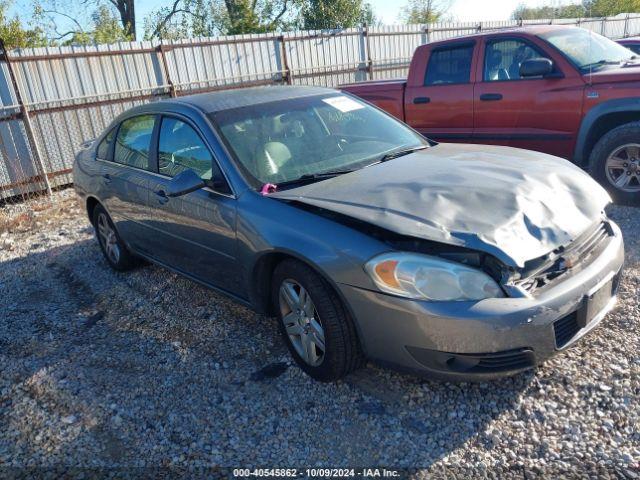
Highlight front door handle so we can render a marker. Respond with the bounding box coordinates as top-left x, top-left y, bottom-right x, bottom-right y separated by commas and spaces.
102, 173, 112, 185
413, 96, 431, 104
480, 93, 503, 101
155, 190, 169, 205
